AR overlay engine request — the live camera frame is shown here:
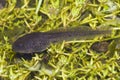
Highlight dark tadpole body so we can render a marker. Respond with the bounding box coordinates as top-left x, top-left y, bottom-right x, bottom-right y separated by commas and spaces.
12, 27, 111, 53
0, 0, 6, 9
